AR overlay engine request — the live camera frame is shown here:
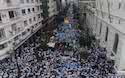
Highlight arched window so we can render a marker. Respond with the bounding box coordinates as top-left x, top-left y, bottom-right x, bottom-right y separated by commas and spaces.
105, 27, 109, 41
113, 33, 119, 53
0, 13, 2, 22
118, 2, 121, 9
99, 22, 102, 35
